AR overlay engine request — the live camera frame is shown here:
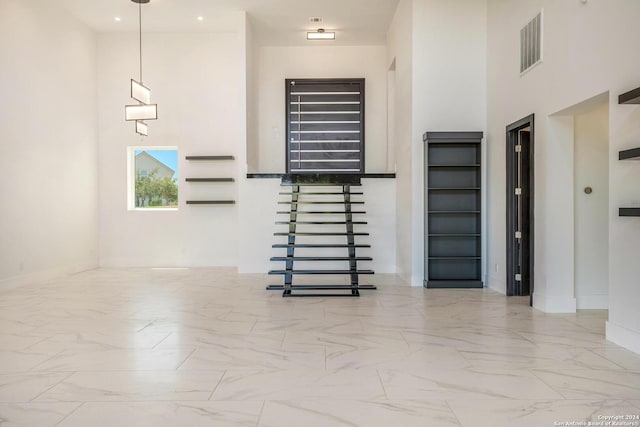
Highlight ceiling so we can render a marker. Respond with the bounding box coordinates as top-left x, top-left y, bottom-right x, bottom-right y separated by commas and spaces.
59, 0, 400, 46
